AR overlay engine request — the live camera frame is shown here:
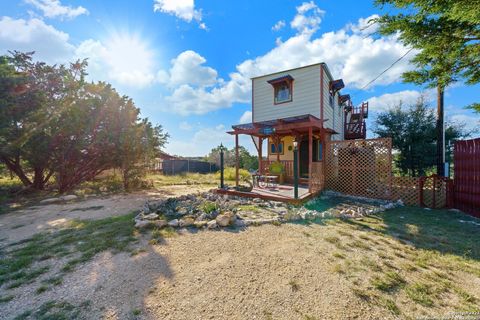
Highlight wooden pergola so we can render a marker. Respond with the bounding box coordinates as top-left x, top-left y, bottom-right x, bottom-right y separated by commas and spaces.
227, 114, 336, 193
